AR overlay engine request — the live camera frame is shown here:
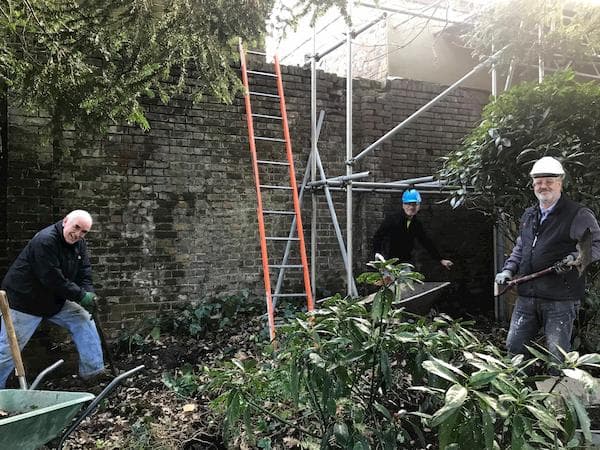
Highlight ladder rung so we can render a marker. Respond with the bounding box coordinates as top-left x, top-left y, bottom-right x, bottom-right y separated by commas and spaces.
260, 184, 292, 190
255, 136, 286, 142
263, 210, 296, 215
247, 70, 277, 78
247, 50, 266, 56
266, 237, 300, 241
272, 293, 307, 298
257, 160, 290, 166
252, 113, 283, 120
270, 264, 303, 269
250, 91, 280, 98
